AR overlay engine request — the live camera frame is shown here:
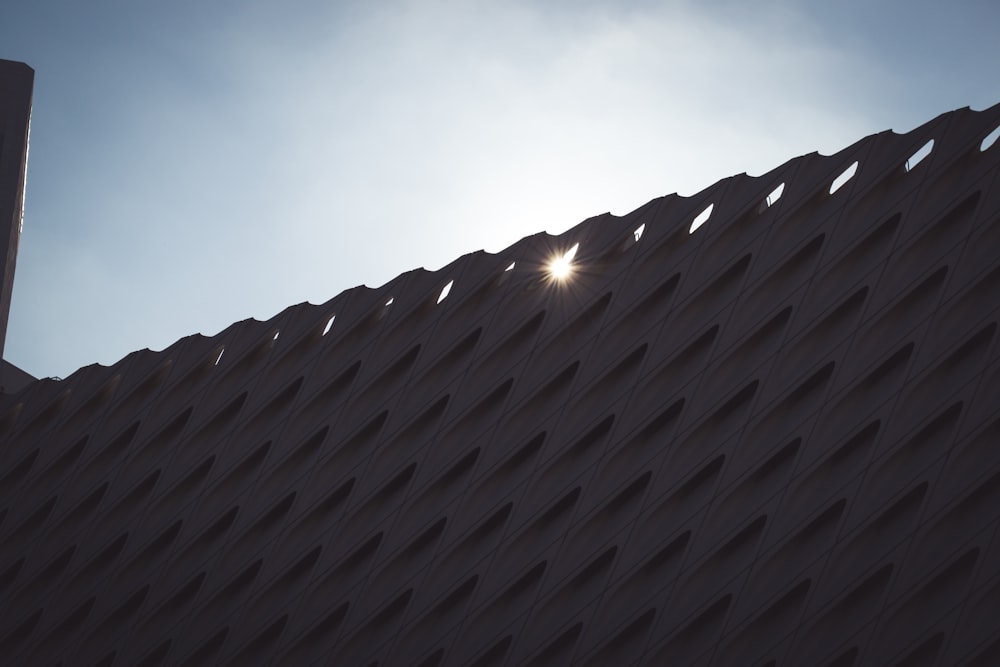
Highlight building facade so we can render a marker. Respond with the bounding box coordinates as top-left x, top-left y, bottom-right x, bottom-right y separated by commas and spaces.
1, 101, 999, 665
0, 59, 35, 393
